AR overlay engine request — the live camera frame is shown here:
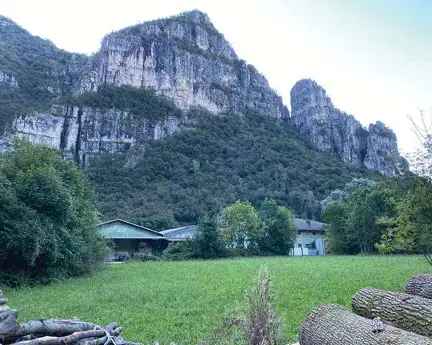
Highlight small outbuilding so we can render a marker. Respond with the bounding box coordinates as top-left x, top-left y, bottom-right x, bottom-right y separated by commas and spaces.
97, 219, 168, 260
